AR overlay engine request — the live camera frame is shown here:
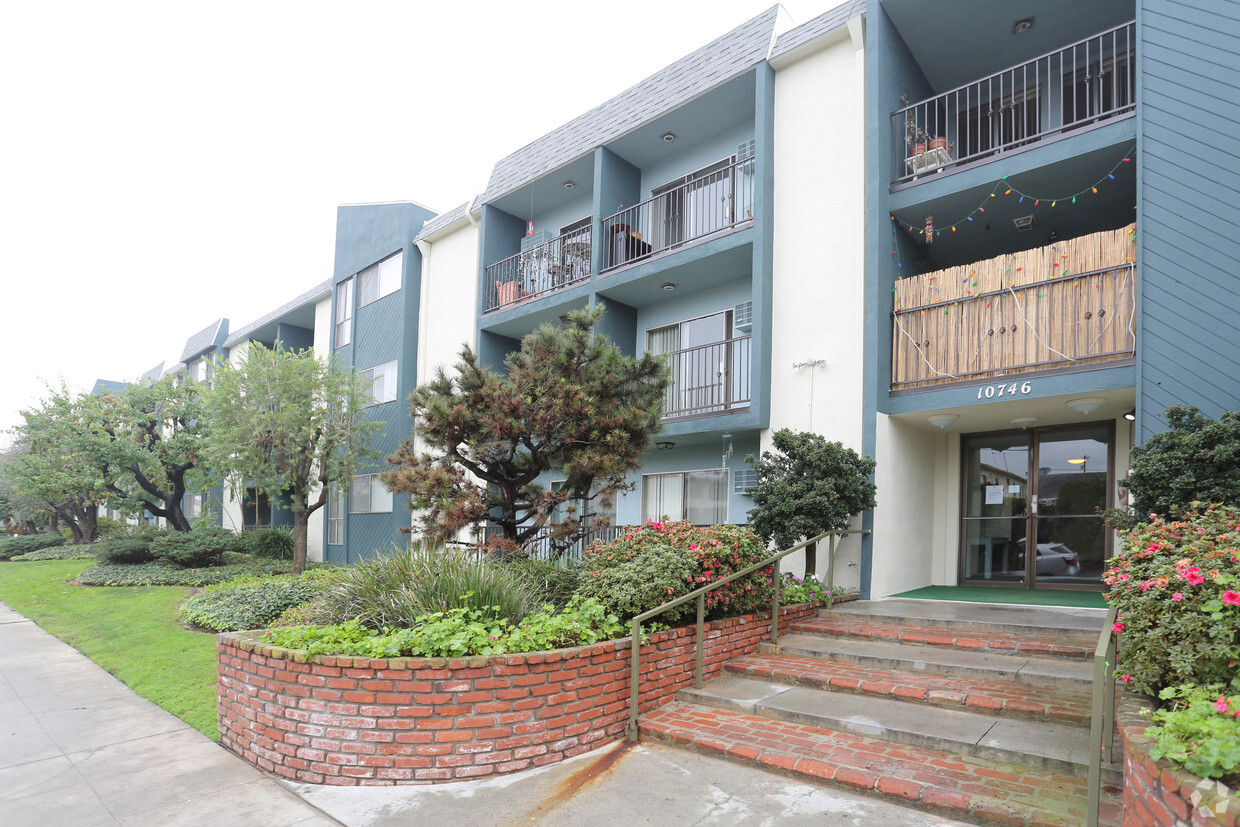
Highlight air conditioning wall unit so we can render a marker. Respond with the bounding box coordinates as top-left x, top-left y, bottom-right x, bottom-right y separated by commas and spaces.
733, 301, 753, 332
734, 469, 757, 494
737, 139, 756, 174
